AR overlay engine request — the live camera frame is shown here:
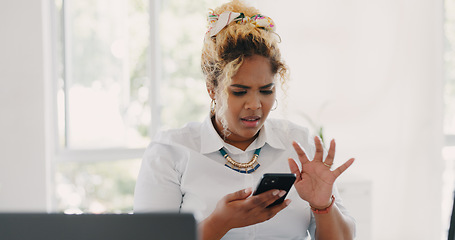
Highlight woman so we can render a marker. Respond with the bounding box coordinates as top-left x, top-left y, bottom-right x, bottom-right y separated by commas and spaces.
134, 0, 356, 239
